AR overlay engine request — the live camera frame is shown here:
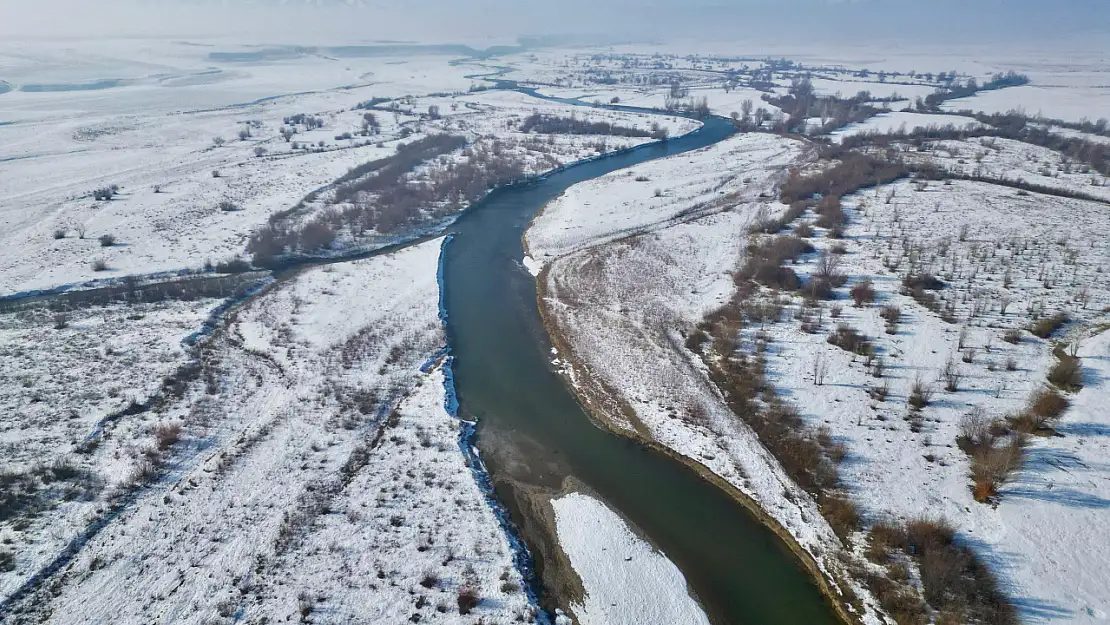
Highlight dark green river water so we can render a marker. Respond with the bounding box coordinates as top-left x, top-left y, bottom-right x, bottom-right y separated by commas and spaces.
443, 116, 842, 624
